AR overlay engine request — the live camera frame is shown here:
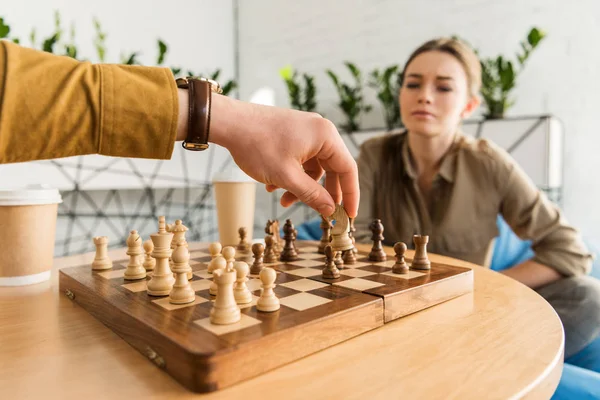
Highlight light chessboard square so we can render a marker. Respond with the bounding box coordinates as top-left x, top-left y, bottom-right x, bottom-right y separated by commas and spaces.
152, 295, 208, 310
289, 259, 324, 268
297, 253, 326, 260
246, 278, 263, 292
193, 270, 213, 280
333, 278, 386, 291
280, 278, 329, 292
189, 260, 203, 267
373, 260, 396, 268
189, 251, 210, 258
279, 292, 332, 311
121, 280, 148, 292
194, 313, 262, 335
285, 267, 322, 278
380, 270, 427, 279
340, 269, 378, 278
298, 246, 319, 253
96, 269, 125, 279
339, 261, 371, 269
190, 280, 213, 291
239, 295, 260, 309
